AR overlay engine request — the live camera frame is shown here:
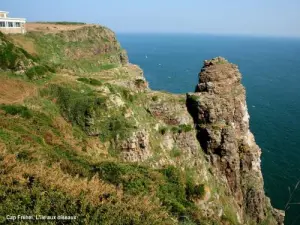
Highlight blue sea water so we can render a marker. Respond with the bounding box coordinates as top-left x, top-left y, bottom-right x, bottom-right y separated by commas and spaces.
117, 33, 300, 225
